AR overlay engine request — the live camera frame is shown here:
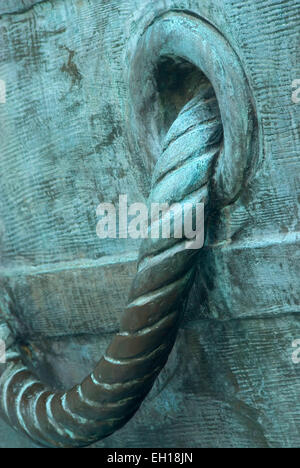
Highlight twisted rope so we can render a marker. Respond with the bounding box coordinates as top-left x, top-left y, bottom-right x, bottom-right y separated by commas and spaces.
0, 82, 222, 447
